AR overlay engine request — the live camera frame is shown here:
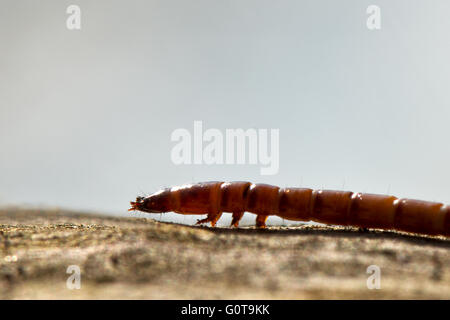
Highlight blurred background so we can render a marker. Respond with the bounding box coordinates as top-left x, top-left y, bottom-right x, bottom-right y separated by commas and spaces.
1, 0, 449, 226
